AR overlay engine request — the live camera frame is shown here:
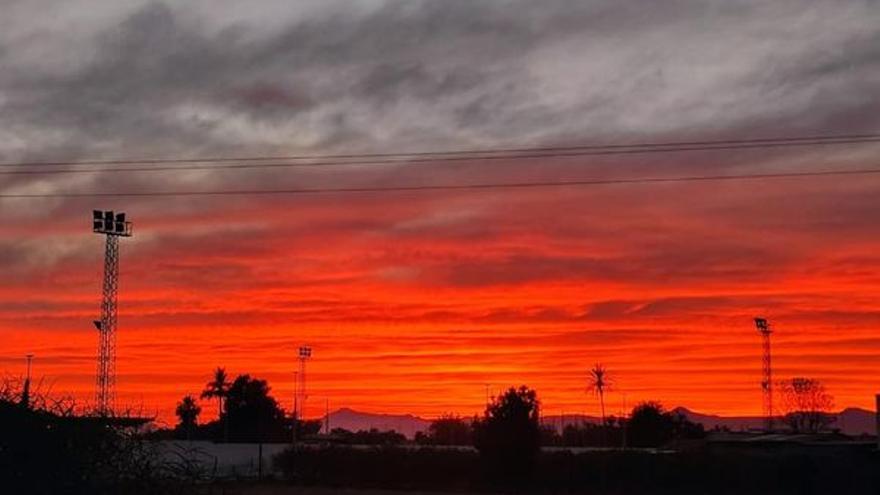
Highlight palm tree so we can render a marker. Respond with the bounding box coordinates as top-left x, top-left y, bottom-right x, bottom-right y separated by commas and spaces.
201, 367, 231, 440
201, 367, 230, 416
587, 363, 610, 425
